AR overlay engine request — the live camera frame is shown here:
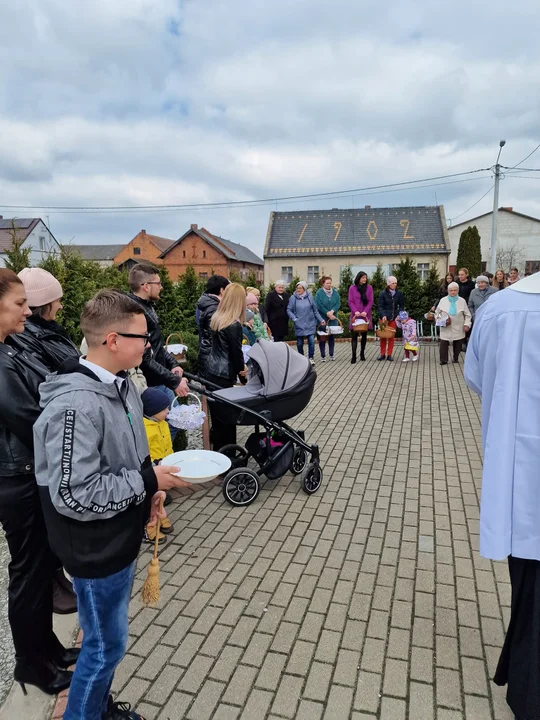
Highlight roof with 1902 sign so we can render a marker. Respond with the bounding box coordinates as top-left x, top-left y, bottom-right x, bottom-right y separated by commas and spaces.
264, 206, 450, 258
